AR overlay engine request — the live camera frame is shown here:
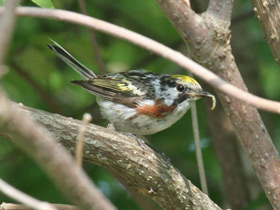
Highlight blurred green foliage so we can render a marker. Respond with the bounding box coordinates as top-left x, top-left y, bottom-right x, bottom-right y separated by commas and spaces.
31, 0, 54, 8
0, 0, 279, 209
